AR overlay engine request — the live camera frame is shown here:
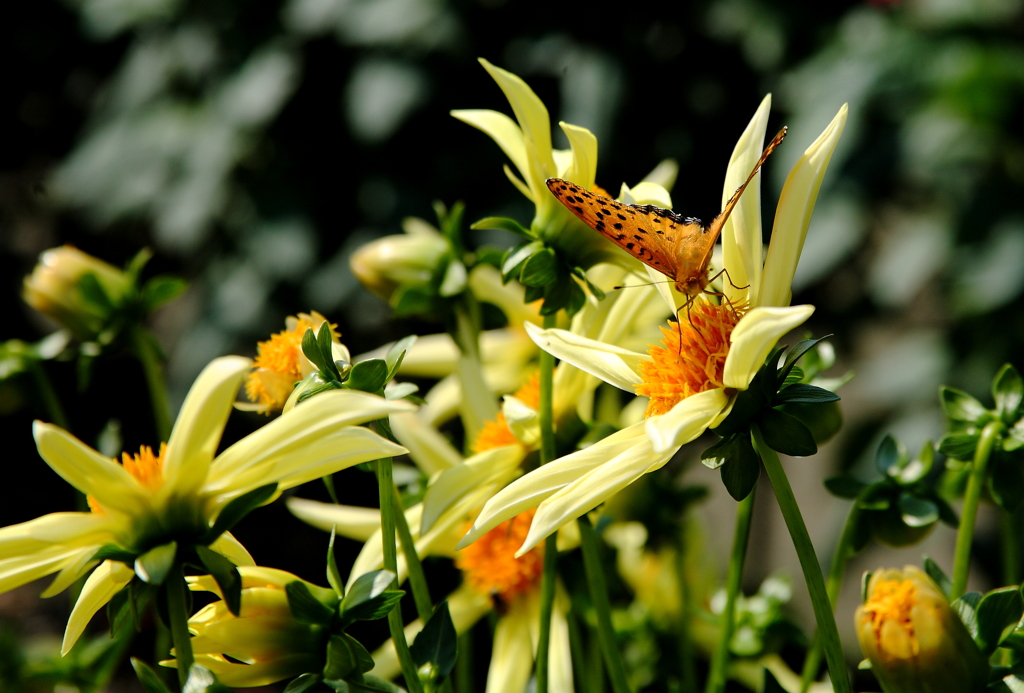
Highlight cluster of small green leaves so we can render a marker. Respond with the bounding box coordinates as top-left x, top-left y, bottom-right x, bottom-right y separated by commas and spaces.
827, 436, 957, 549
715, 574, 804, 659
298, 325, 418, 404
701, 337, 842, 501
940, 364, 1024, 510
478, 215, 604, 316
